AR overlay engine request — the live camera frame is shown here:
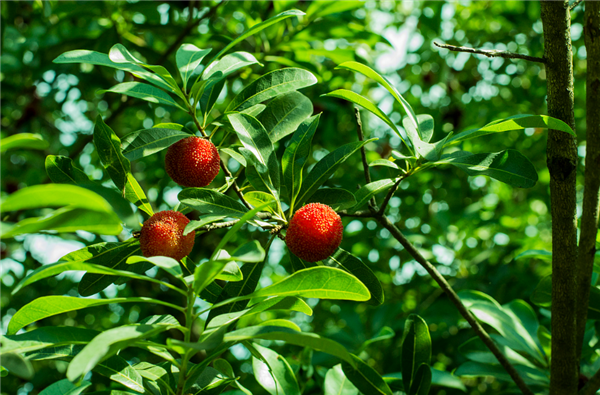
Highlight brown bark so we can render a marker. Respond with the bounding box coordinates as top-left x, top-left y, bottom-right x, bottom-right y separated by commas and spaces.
576, 0, 600, 361
541, 2, 579, 394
